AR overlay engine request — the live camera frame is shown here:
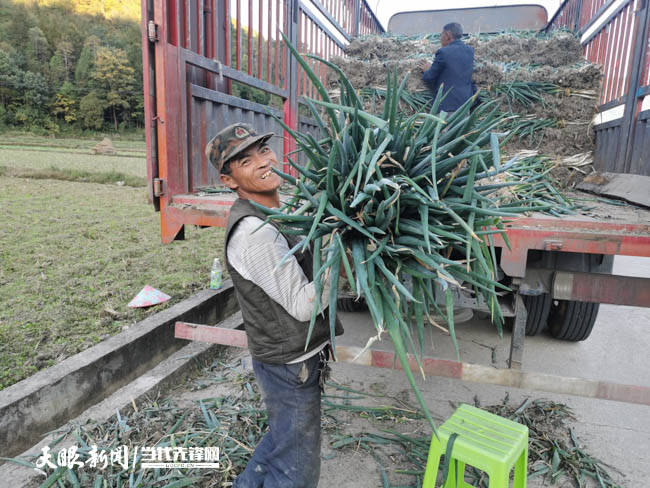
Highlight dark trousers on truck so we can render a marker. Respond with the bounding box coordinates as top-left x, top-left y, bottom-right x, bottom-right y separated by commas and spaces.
233, 352, 323, 488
